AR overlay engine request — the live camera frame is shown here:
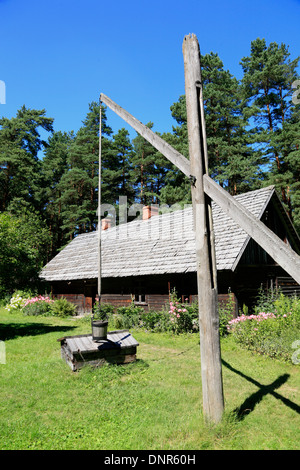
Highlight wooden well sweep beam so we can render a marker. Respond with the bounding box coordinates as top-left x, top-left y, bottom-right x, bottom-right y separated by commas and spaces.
100, 92, 300, 285
100, 93, 191, 178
